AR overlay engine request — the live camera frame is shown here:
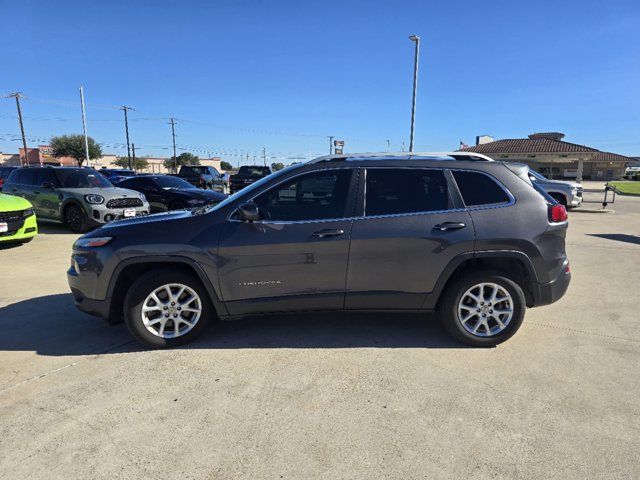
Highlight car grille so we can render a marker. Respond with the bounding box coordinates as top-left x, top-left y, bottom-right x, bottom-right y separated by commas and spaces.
106, 198, 143, 208
0, 210, 25, 222
0, 218, 25, 237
